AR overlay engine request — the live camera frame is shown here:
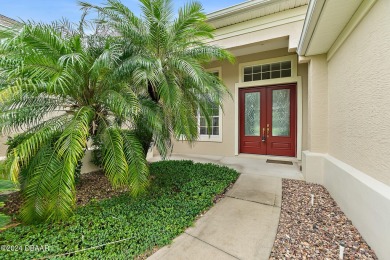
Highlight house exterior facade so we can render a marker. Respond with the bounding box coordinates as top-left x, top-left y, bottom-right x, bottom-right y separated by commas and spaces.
170, 0, 390, 258
173, 0, 309, 159
0, 0, 389, 258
